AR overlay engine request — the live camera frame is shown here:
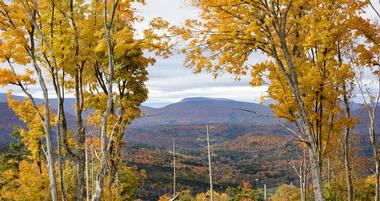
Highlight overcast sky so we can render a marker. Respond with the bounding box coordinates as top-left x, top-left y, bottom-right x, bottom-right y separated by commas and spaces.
135, 0, 267, 107
0, 0, 378, 108
136, 0, 380, 107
